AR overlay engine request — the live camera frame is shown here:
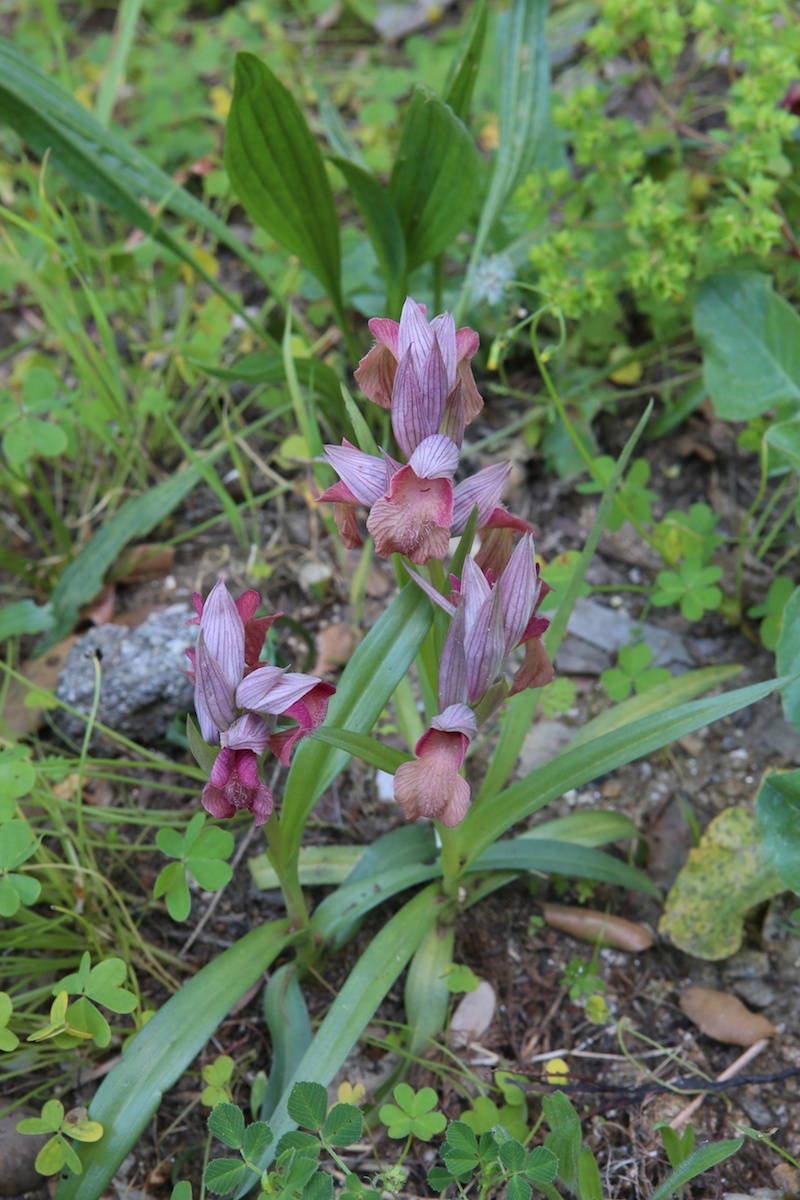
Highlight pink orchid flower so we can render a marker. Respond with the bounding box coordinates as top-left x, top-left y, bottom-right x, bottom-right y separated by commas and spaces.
354, 296, 483, 436
186, 580, 334, 824
394, 536, 554, 828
